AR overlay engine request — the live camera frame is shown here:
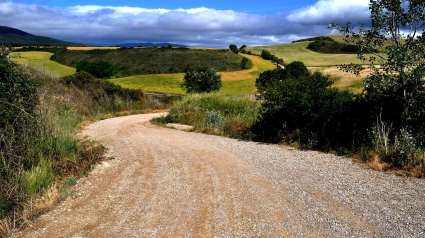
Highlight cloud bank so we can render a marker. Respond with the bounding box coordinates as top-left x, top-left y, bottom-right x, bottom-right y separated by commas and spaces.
0, 0, 371, 47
